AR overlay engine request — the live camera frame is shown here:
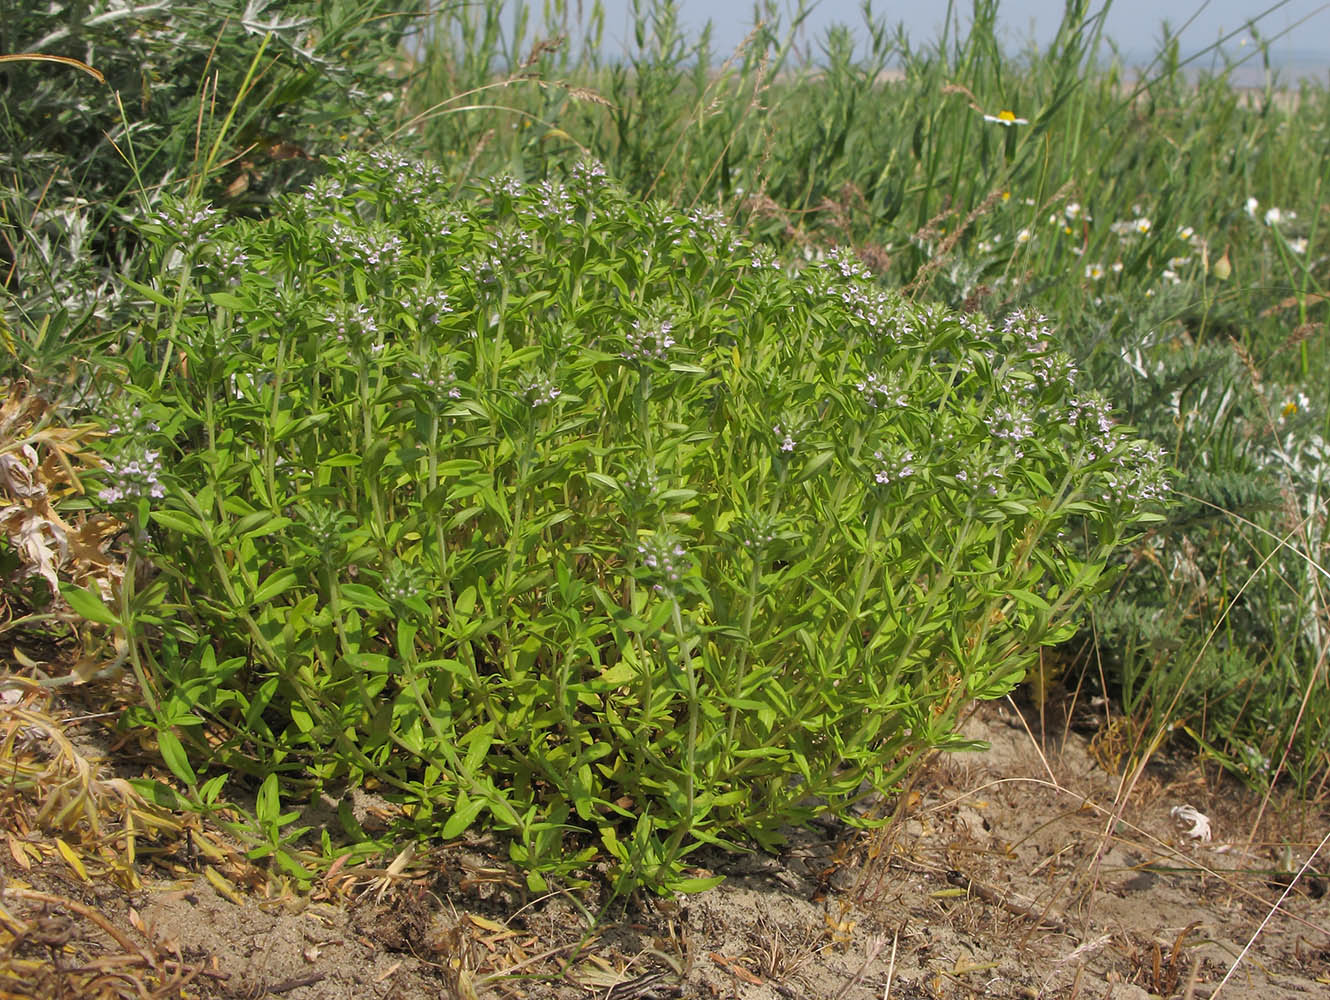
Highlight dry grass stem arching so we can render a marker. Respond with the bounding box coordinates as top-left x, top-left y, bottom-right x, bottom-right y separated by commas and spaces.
904, 186, 1009, 297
